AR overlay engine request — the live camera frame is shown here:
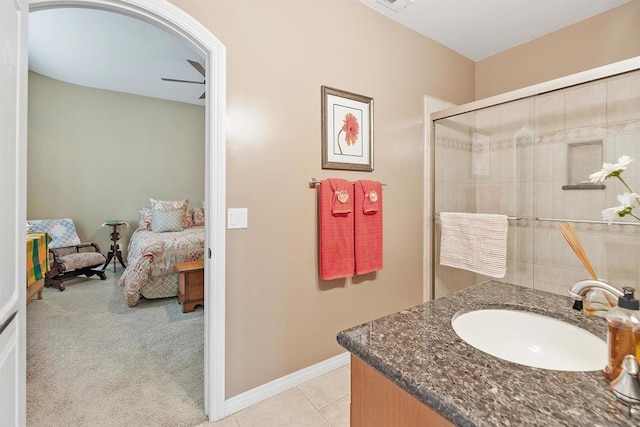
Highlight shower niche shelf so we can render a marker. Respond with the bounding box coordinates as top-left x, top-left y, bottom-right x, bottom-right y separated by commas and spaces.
563, 140, 604, 190
562, 184, 605, 190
